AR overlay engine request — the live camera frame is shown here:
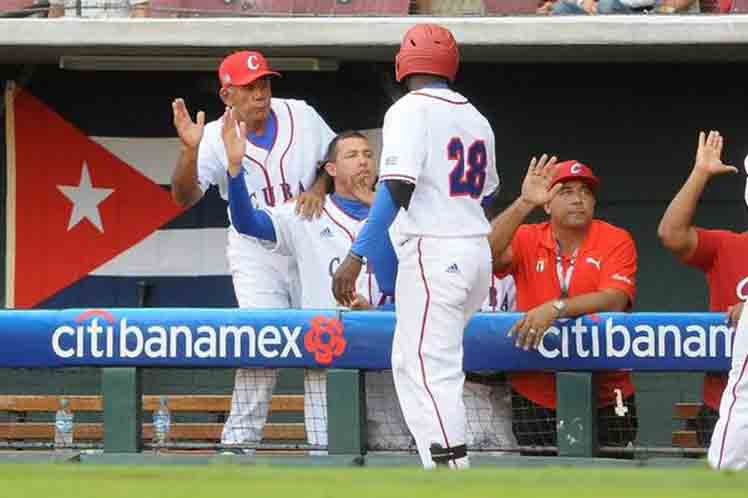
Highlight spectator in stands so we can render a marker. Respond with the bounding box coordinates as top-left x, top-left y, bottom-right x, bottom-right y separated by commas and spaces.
542, 0, 697, 14
48, 0, 149, 17
489, 156, 639, 454
657, 130, 743, 448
